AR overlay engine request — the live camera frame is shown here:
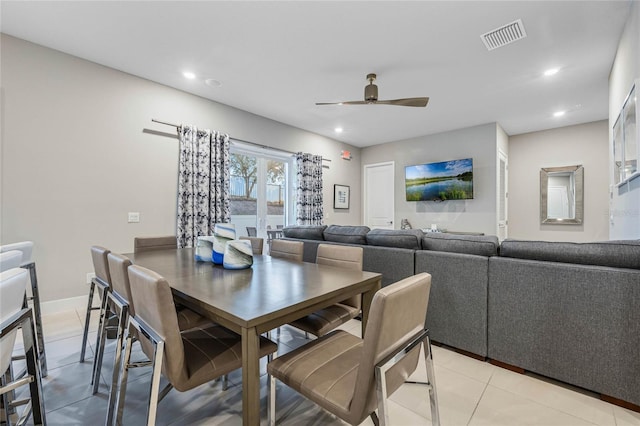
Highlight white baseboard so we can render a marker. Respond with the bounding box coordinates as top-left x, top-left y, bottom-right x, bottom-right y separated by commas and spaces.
40, 295, 88, 315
